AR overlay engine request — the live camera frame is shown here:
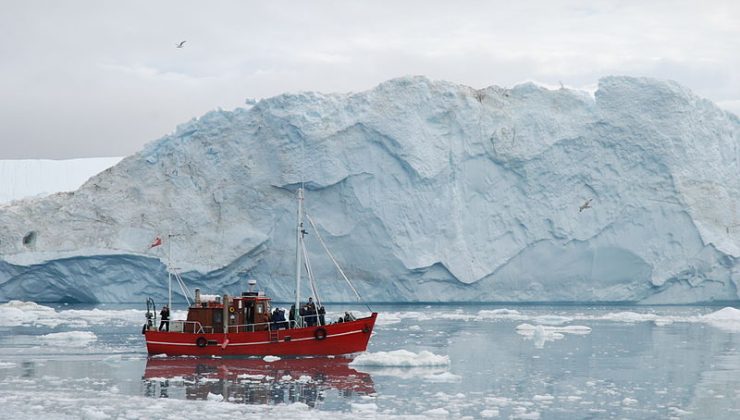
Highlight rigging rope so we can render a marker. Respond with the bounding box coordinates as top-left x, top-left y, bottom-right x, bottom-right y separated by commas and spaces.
301, 236, 322, 308
305, 213, 372, 311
